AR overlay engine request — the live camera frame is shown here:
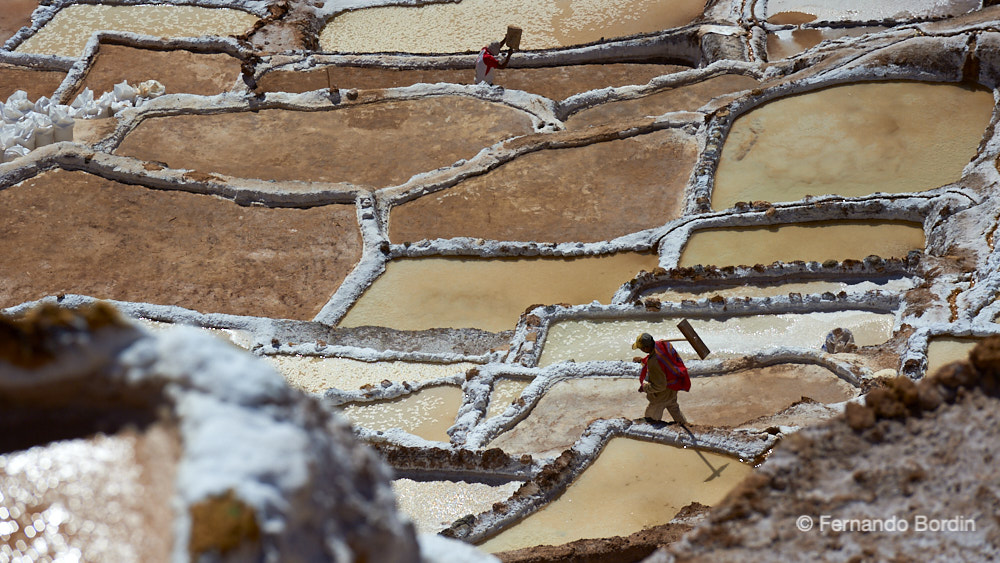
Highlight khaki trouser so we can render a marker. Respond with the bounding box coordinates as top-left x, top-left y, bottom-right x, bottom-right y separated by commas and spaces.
645, 388, 687, 424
